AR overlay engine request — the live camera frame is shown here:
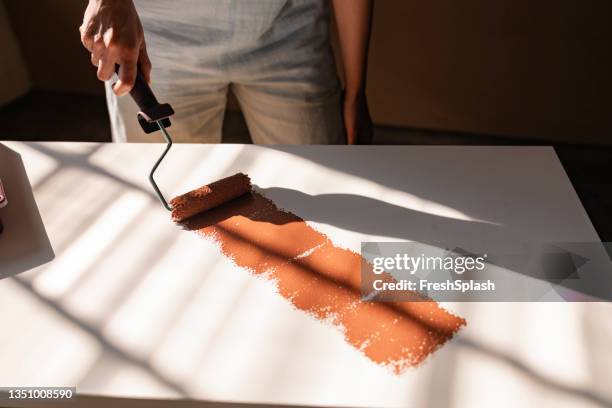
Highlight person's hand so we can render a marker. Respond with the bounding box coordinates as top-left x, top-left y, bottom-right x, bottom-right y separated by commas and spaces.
79, 0, 151, 96
343, 91, 374, 145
